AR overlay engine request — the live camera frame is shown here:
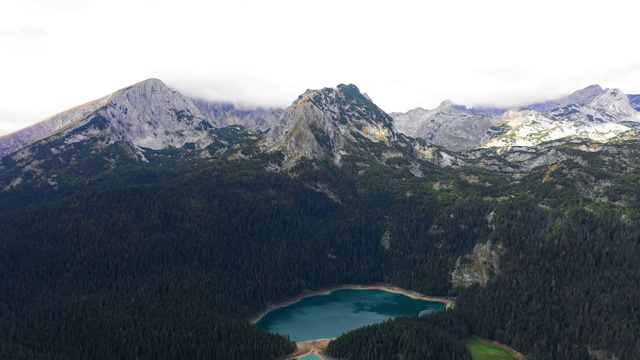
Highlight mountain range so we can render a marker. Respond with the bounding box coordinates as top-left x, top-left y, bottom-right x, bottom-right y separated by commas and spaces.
2, 79, 639, 160
392, 84, 640, 151
3, 78, 640, 194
